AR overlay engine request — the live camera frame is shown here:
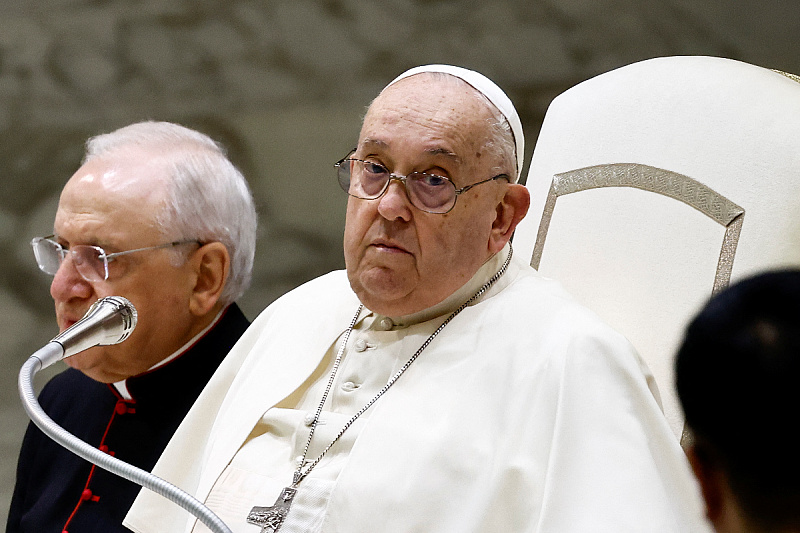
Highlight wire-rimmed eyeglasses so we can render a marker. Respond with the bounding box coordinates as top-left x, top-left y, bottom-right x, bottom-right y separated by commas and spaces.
335, 154, 509, 214
31, 235, 201, 282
